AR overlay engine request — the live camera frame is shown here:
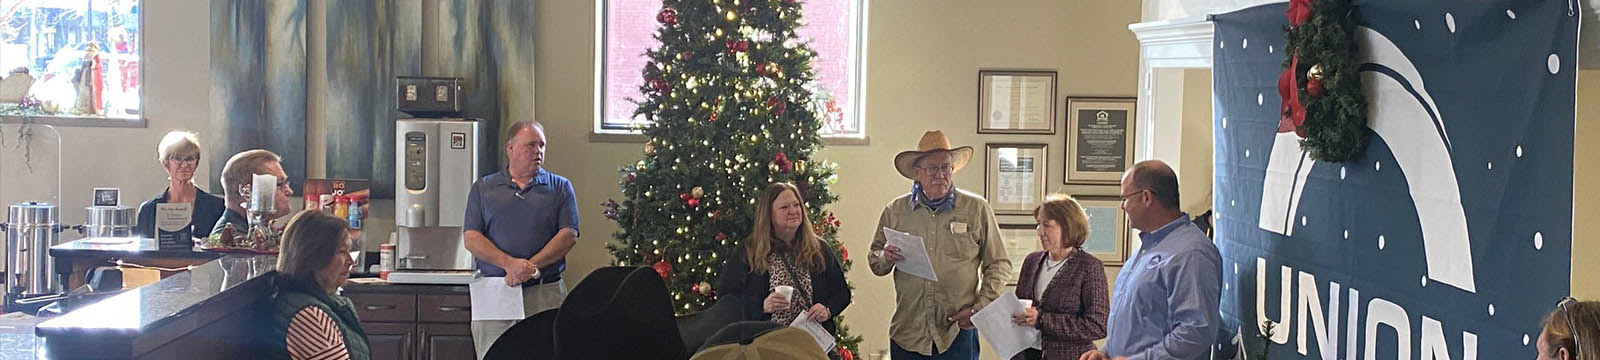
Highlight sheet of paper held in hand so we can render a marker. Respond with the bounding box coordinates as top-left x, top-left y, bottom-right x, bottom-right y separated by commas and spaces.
973, 292, 1040, 360
790, 310, 836, 352
881, 227, 938, 282
468, 277, 525, 321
